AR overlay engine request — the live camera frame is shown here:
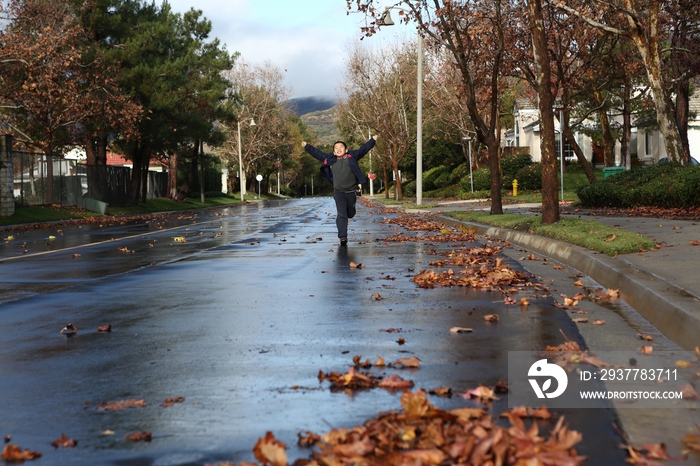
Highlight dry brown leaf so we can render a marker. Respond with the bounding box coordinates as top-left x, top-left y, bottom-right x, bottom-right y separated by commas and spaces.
50, 434, 77, 448
125, 431, 152, 442
573, 280, 584, 287
592, 320, 606, 325
1, 445, 42, 462
484, 314, 499, 322
572, 318, 588, 323
428, 387, 452, 397
519, 297, 530, 306
396, 338, 406, 345
253, 432, 287, 466
161, 396, 185, 407
641, 346, 654, 355
370, 292, 382, 300
638, 333, 654, 342
98, 399, 146, 411
349, 262, 363, 269
690, 240, 700, 246
394, 356, 421, 368
378, 374, 414, 389
374, 356, 385, 366
97, 324, 112, 332
461, 385, 496, 402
